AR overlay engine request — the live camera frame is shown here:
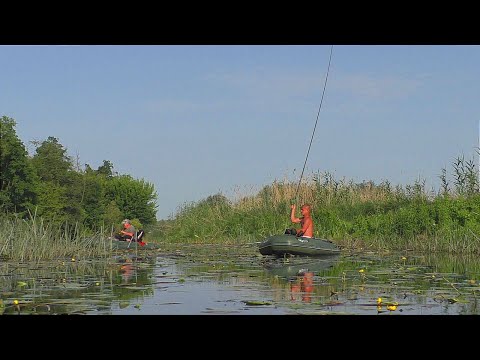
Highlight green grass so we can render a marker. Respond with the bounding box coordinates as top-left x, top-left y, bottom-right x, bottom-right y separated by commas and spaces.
155, 167, 480, 254
5, 155, 480, 257
0, 214, 113, 261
